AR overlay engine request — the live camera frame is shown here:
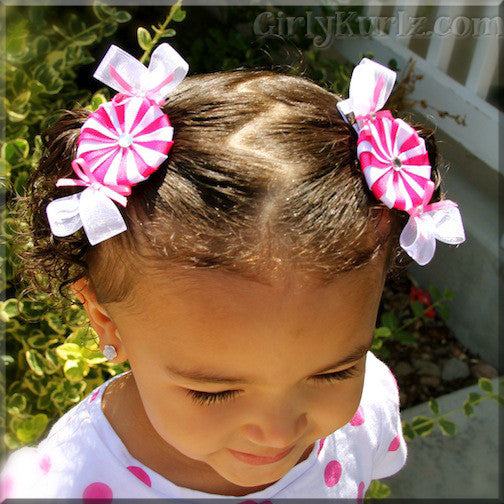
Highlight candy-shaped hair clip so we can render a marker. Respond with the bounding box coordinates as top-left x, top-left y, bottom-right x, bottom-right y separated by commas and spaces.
46, 43, 189, 245
337, 58, 465, 265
